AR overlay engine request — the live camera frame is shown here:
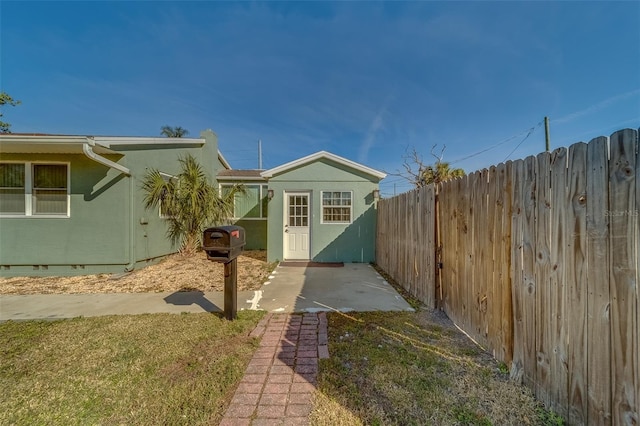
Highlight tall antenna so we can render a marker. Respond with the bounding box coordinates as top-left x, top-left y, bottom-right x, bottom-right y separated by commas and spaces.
258, 139, 262, 169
